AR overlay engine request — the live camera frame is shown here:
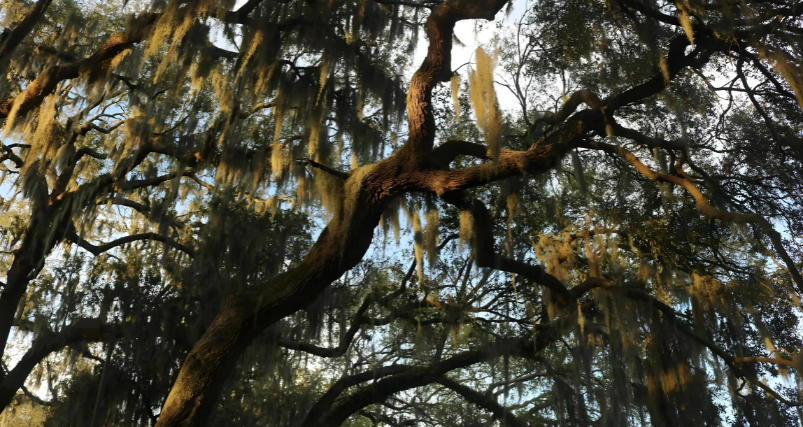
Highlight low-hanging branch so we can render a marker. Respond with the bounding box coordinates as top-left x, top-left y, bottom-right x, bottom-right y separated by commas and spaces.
316, 330, 558, 427
0, 12, 159, 120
